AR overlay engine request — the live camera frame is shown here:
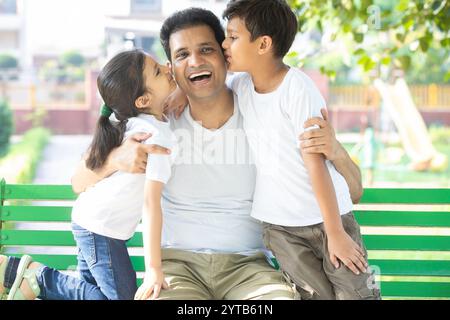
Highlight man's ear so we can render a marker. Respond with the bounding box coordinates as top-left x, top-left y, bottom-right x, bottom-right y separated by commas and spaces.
135, 93, 153, 110
257, 36, 273, 55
